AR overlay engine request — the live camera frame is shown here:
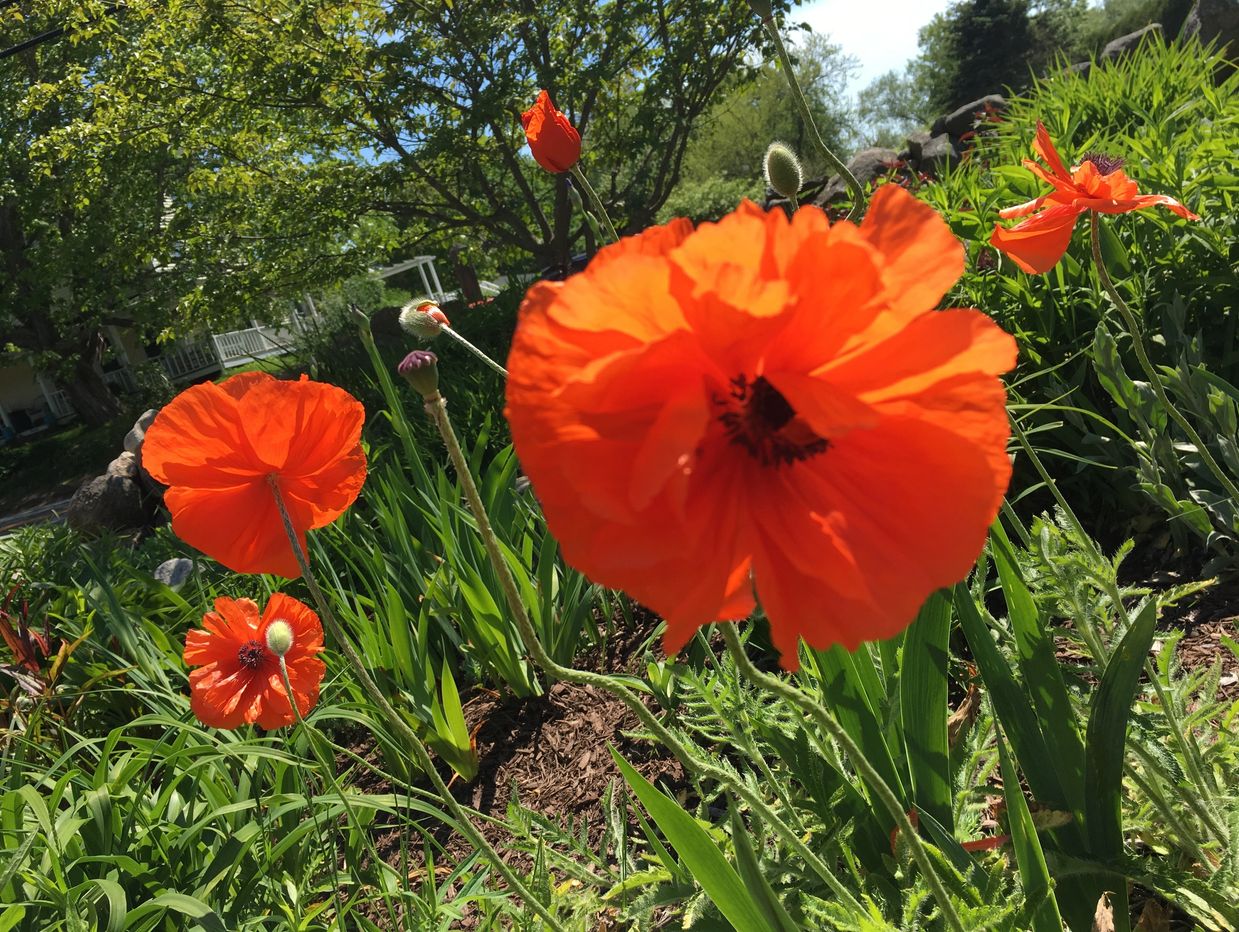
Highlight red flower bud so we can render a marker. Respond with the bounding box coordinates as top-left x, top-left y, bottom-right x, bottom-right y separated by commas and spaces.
520, 90, 581, 174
